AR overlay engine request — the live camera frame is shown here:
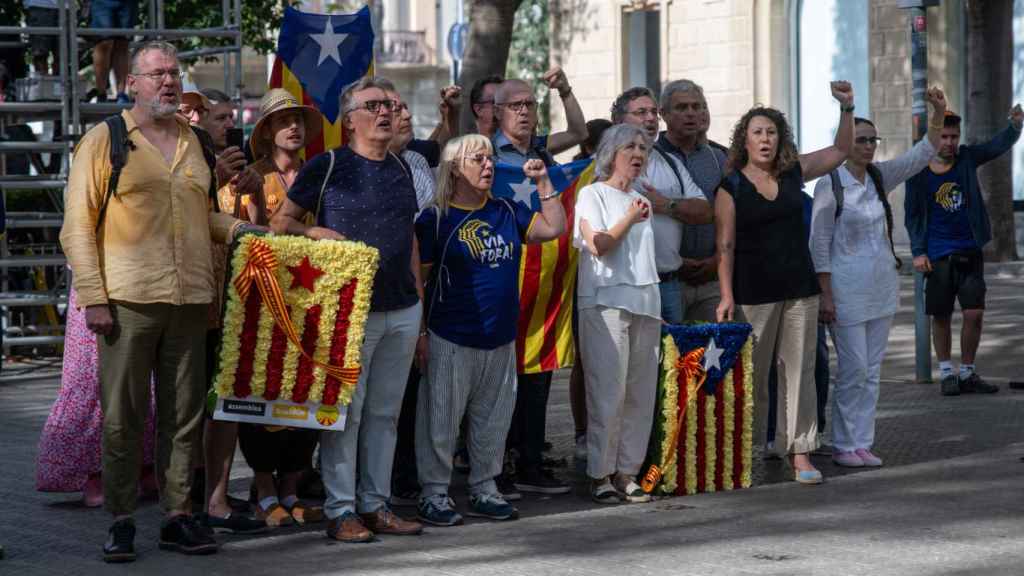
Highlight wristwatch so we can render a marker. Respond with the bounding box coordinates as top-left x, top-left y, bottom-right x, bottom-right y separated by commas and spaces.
667, 199, 678, 213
